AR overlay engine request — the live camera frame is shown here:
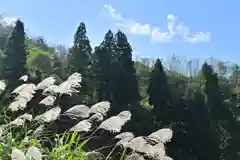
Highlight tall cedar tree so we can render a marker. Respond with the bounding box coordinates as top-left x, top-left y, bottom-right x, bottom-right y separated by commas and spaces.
201, 62, 223, 159
93, 30, 114, 101
202, 62, 240, 159
147, 58, 172, 123
202, 63, 224, 120
68, 22, 93, 102
68, 22, 92, 74
2, 19, 27, 89
112, 30, 140, 107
